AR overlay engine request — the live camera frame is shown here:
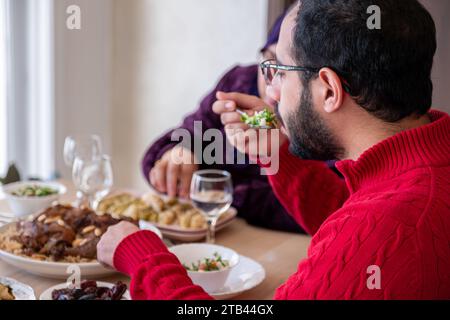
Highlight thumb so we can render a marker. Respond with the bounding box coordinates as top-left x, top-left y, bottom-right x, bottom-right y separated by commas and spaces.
216, 91, 265, 110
